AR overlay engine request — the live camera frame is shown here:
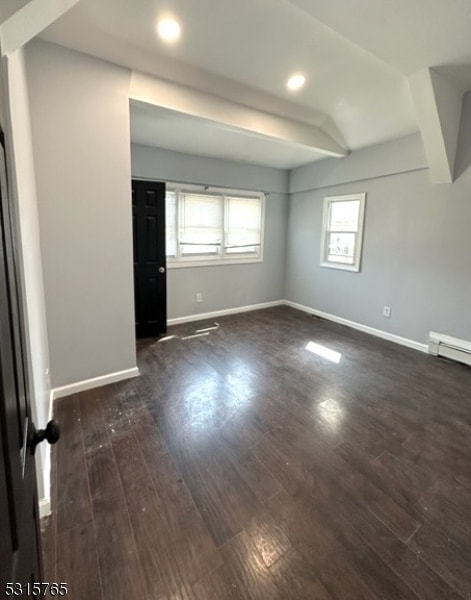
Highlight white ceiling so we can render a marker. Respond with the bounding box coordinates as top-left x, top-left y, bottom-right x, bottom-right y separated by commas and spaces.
37, 0, 471, 169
